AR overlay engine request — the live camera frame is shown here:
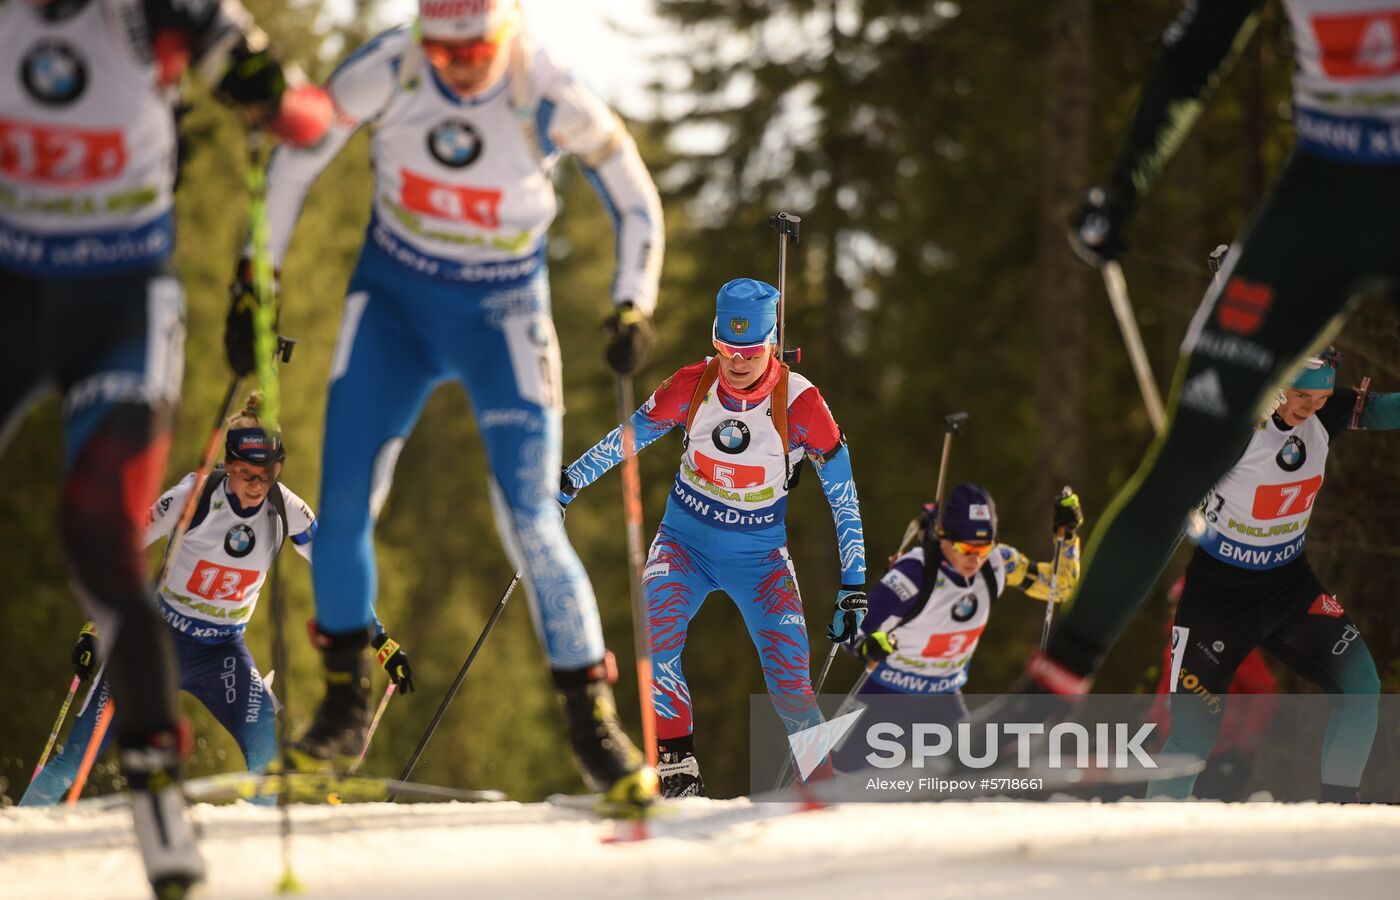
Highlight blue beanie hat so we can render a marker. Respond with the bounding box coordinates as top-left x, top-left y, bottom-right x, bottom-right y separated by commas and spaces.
713, 278, 779, 347
935, 483, 998, 543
